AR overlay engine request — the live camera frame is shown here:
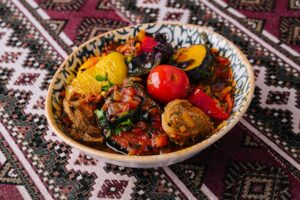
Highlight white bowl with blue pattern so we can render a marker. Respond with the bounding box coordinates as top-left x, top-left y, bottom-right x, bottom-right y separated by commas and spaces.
46, 23, 255, 168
